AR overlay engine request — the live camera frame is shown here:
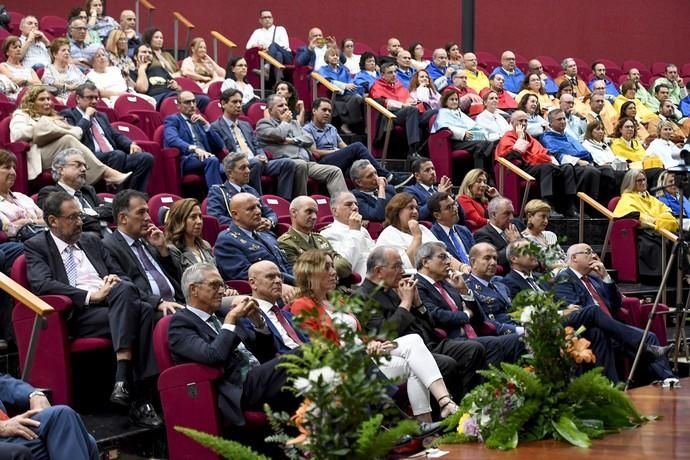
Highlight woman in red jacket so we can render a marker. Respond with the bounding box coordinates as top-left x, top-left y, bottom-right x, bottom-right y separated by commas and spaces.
456, 168, 500, 228
289, 249, 458, 421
